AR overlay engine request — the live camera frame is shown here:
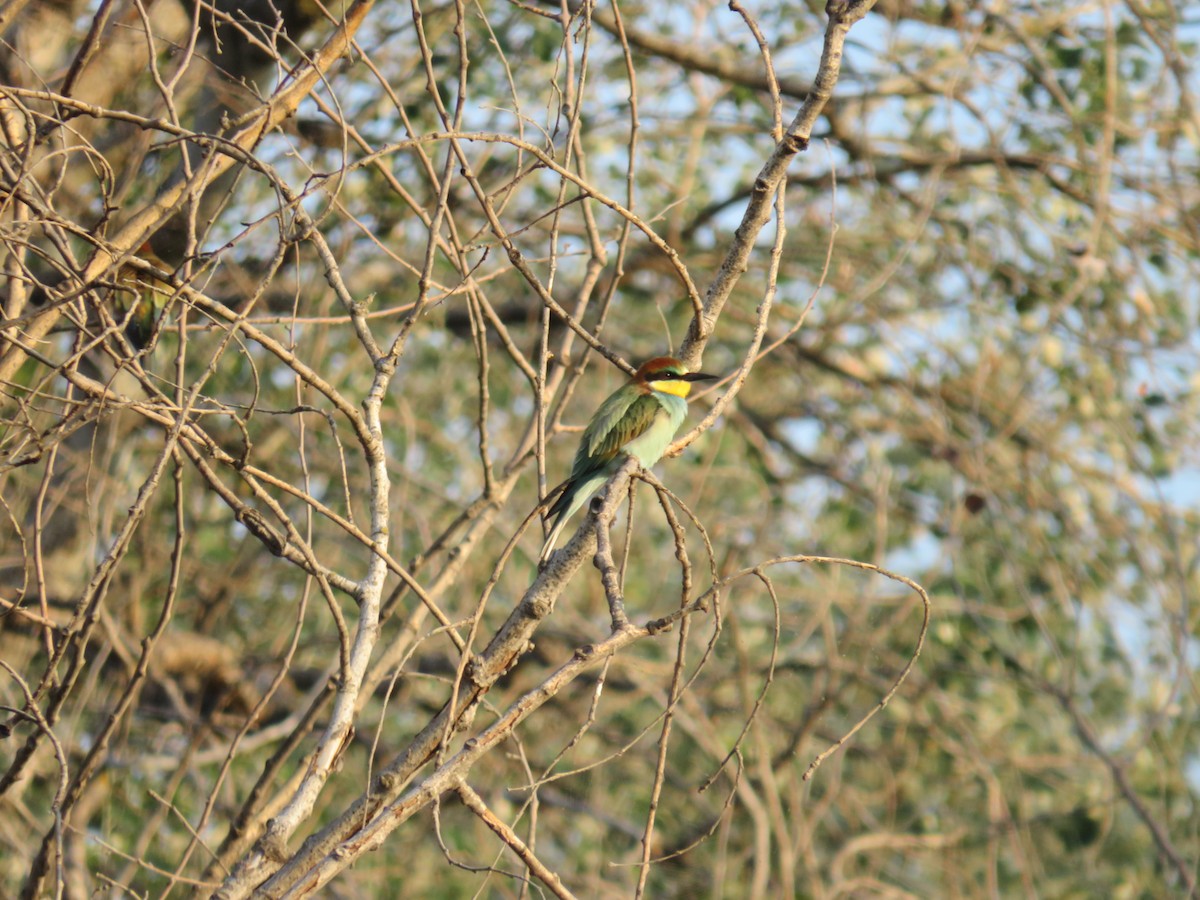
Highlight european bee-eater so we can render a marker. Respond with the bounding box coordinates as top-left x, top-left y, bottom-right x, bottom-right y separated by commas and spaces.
540, 356, 717, 562
112, 242, 172, 350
